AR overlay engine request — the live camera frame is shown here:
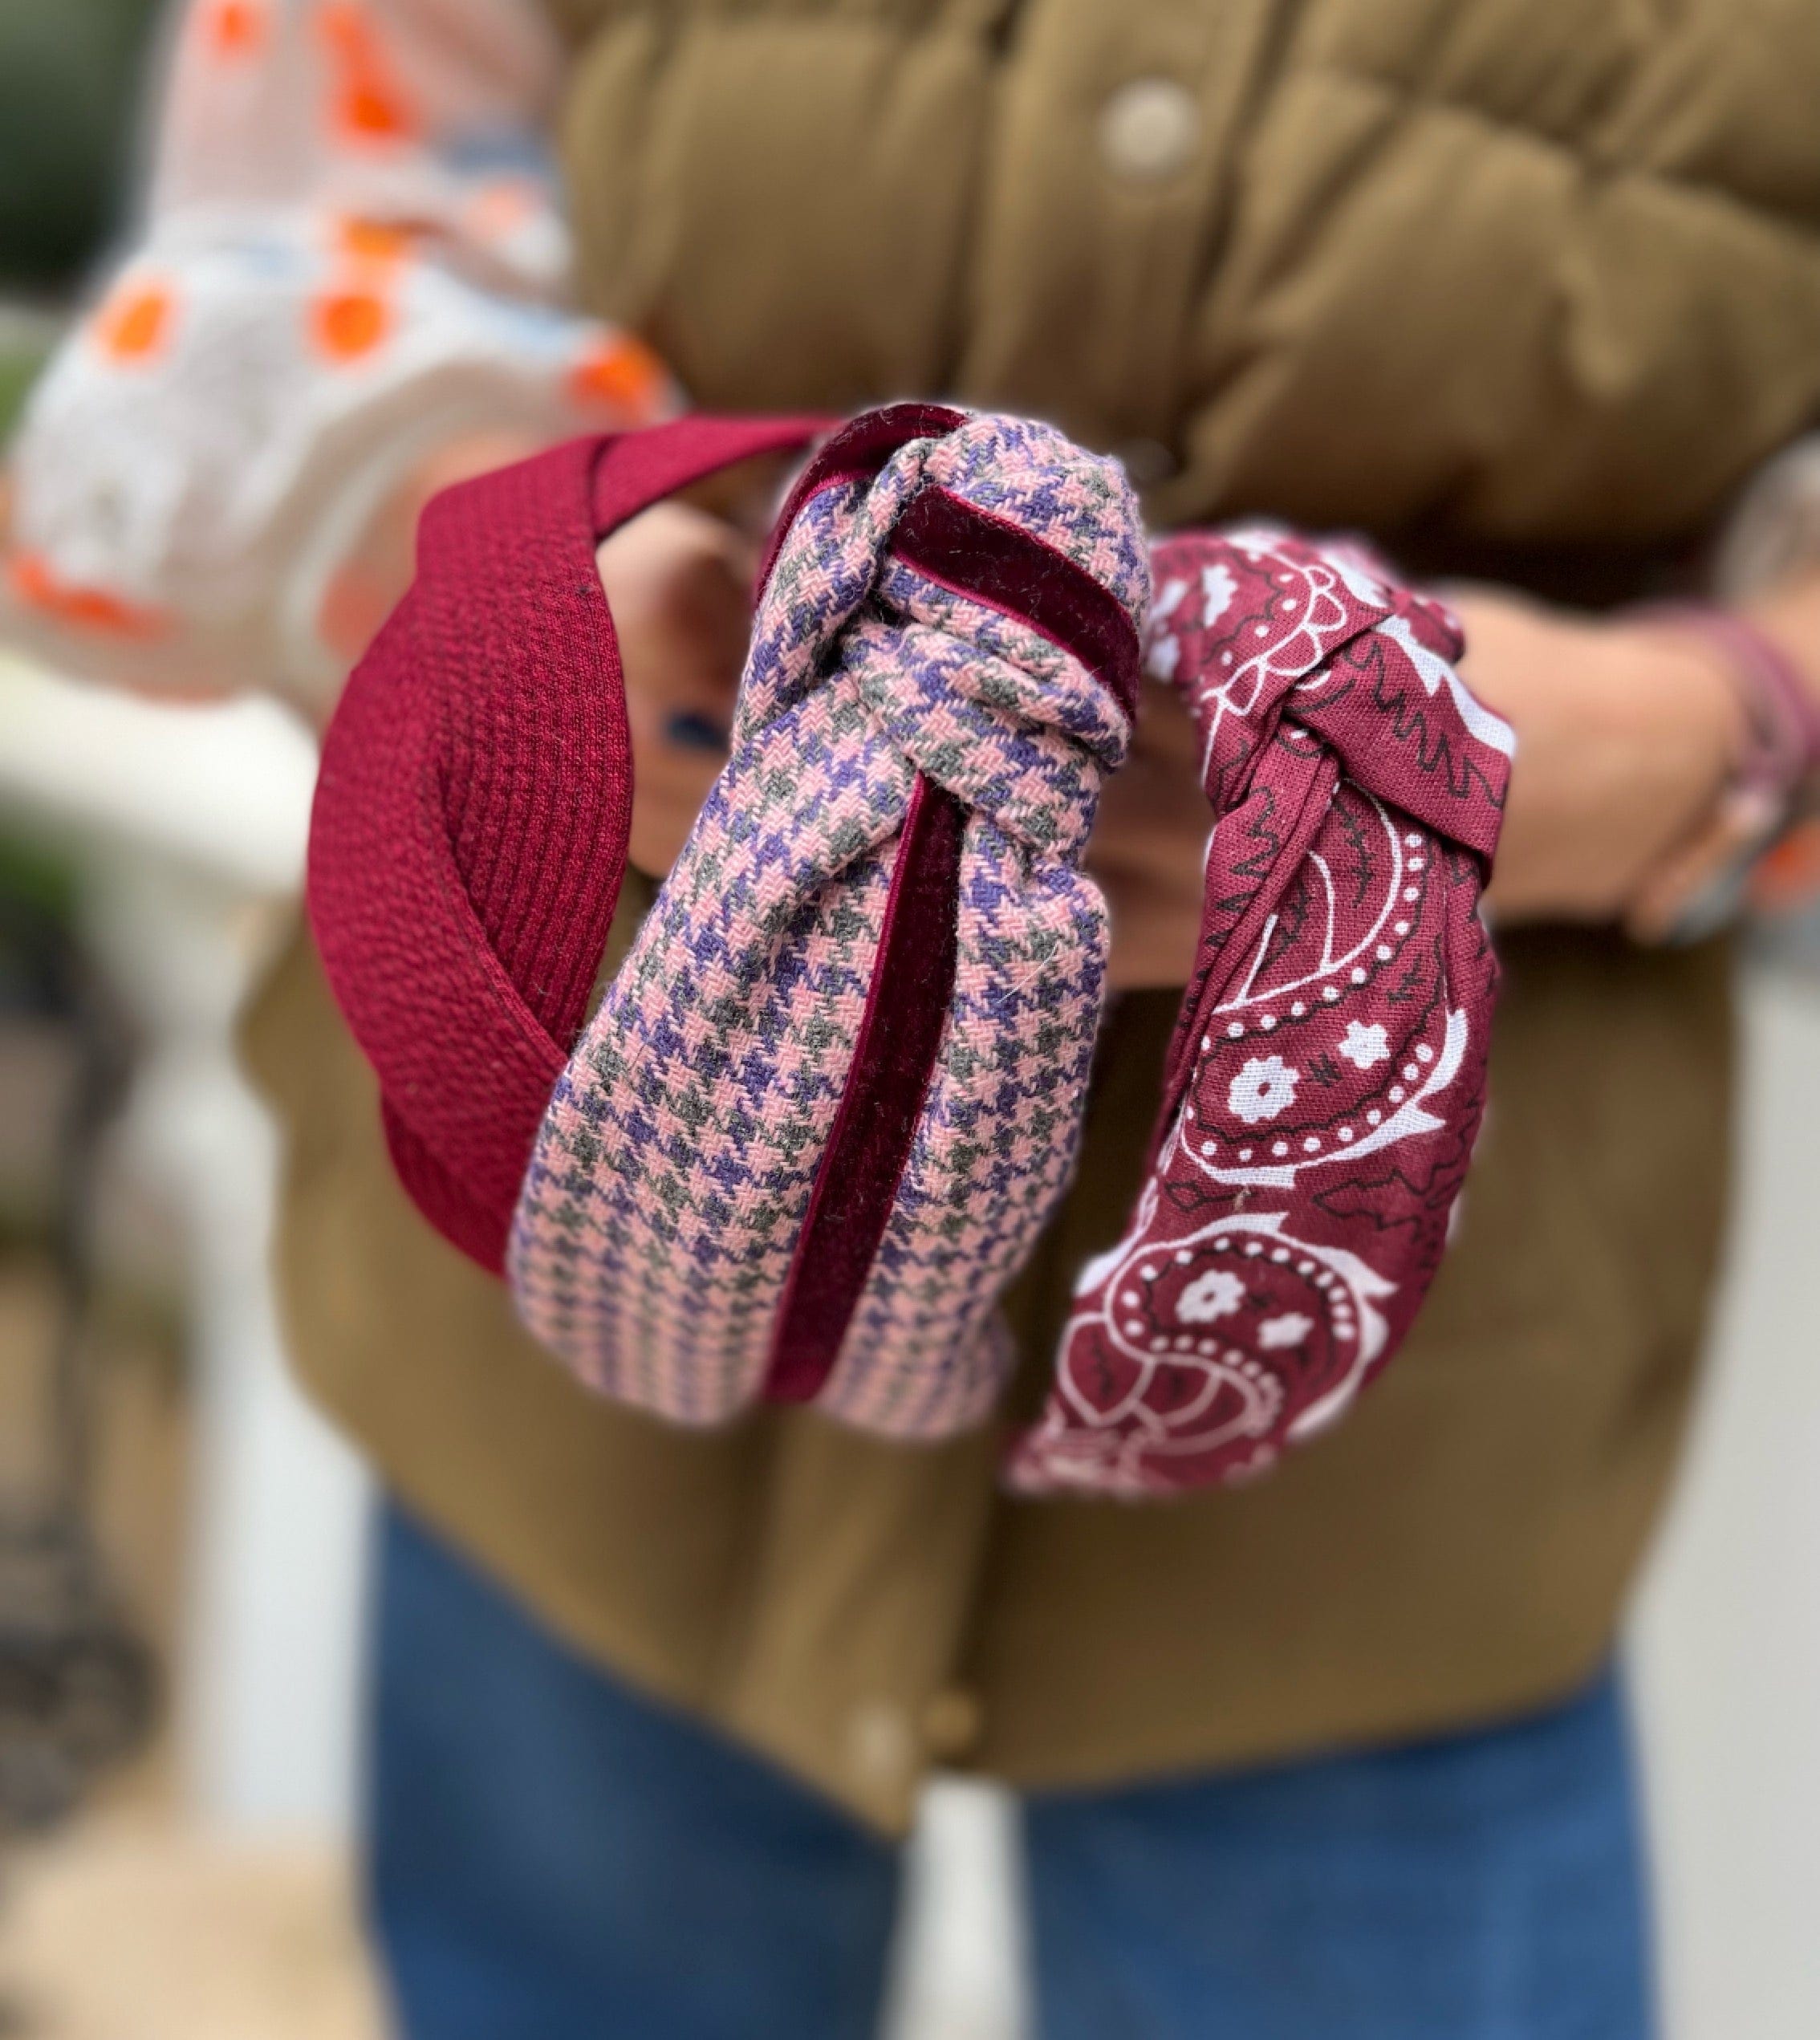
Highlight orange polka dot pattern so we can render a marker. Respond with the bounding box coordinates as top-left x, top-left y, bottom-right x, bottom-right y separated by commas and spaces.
2, 0, 680, 689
